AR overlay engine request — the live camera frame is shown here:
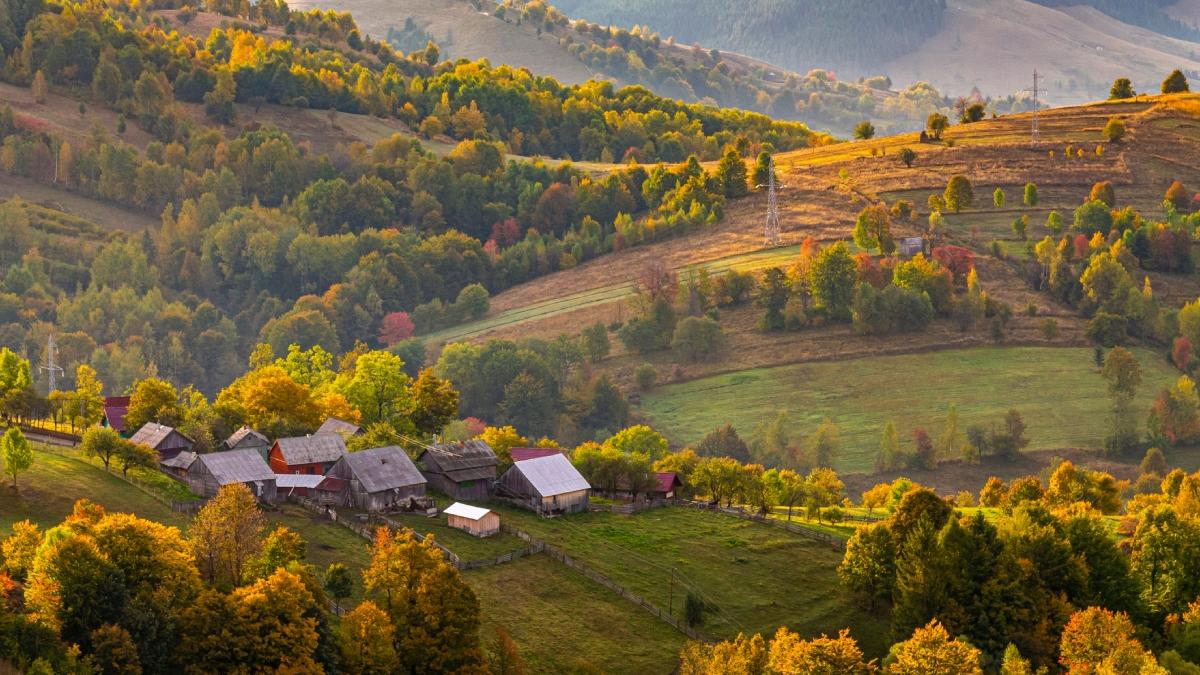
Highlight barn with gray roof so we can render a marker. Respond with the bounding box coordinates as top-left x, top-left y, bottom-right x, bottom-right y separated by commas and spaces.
417, 440, 499, 501
498, 453, 590, 515
185, 448, 277, 501
326, 446, 427, 511
222, 426, 271, 460
129, 423, 194, 462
